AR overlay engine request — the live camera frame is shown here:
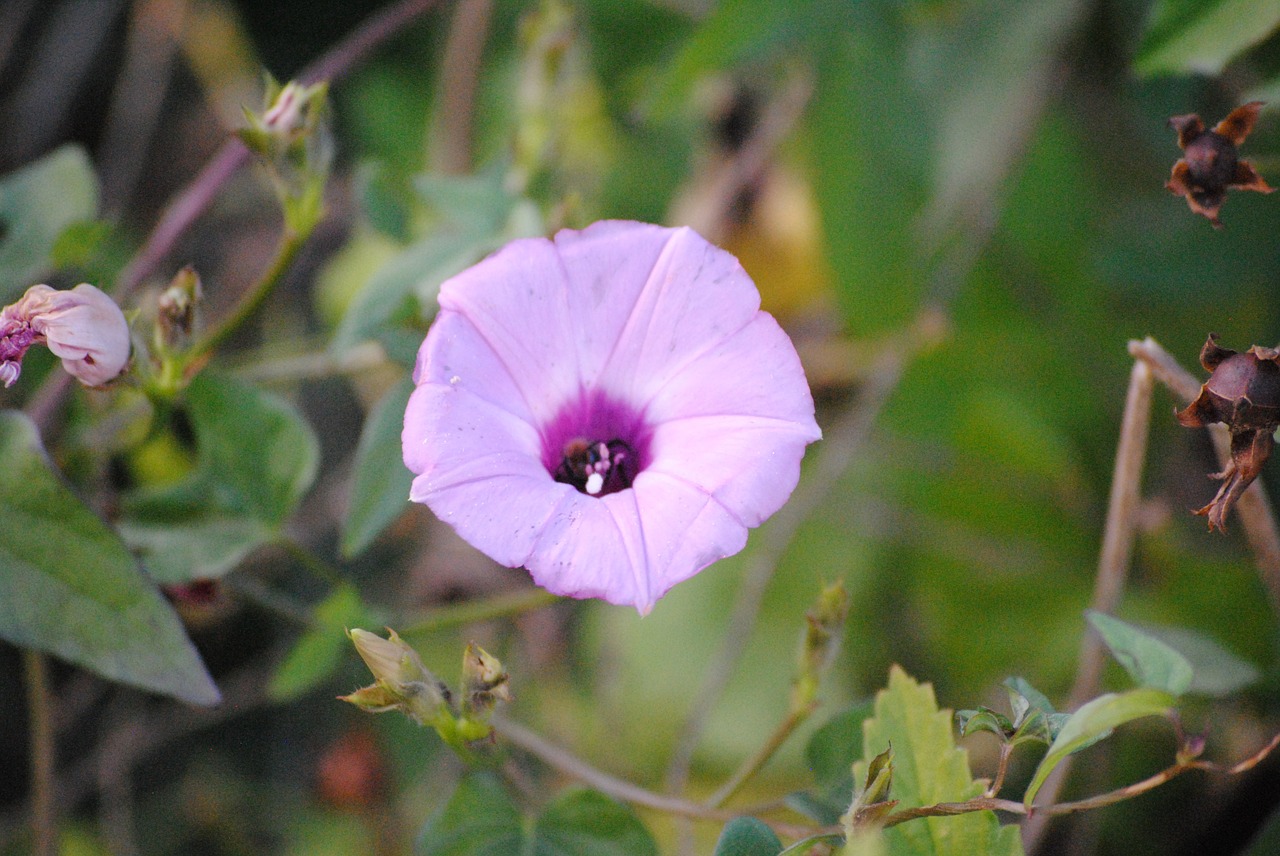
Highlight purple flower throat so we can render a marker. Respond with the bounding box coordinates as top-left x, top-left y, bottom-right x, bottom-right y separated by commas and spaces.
541, 391, 651, 498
